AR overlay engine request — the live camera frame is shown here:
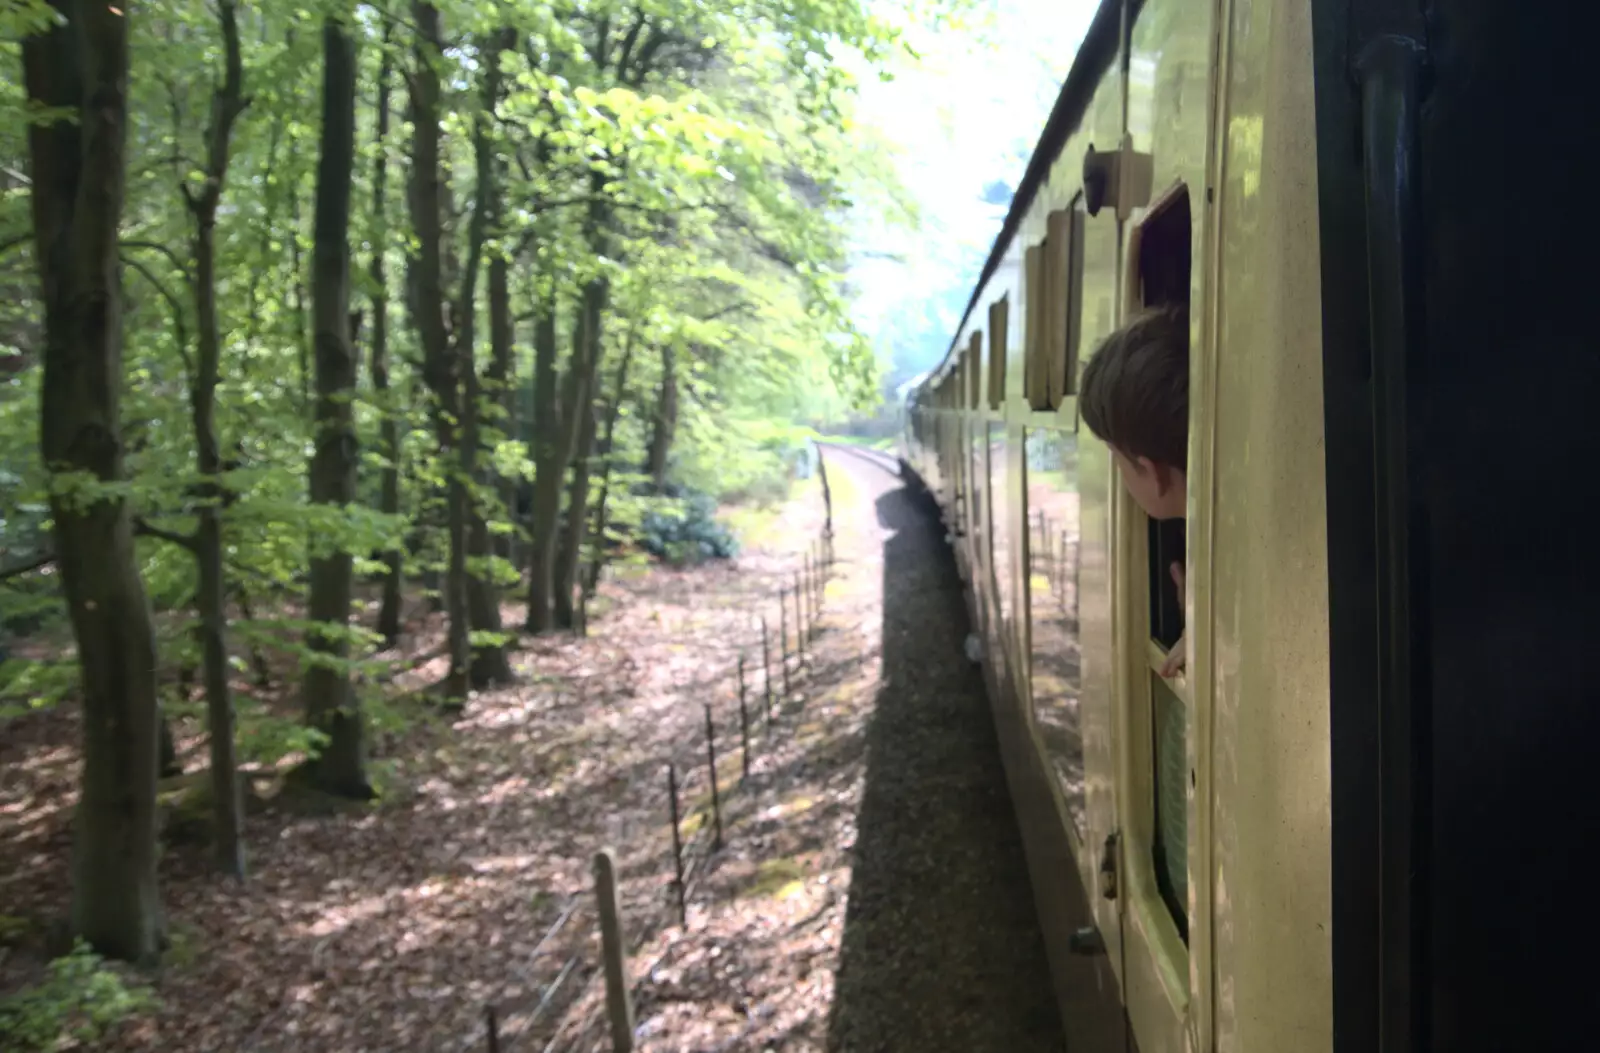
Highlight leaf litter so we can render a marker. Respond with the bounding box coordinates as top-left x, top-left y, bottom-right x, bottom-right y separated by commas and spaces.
1, 459, 1061, 1052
